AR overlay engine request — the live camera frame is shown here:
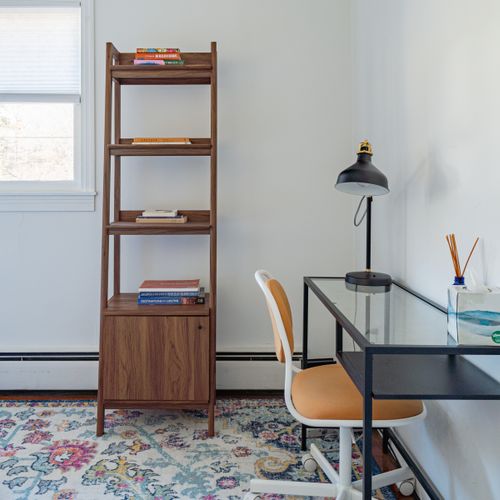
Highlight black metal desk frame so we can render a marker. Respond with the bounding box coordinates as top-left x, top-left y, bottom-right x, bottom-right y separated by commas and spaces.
303, 277, 500, 500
